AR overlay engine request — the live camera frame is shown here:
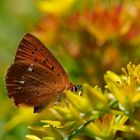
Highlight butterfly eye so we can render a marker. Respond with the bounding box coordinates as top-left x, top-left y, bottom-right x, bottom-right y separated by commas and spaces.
72, 86, 78, 92
70, 85, 82, 92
